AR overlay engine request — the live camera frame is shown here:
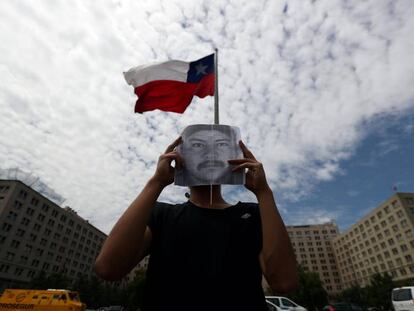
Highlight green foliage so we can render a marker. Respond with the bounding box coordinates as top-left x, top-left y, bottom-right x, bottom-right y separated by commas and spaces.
27, 268, 147, 310
339, 284, 366, 307
288, 265, 328, 310
365, 273, 394, 310
124, 269, 147, 310
28, 271, 71, 289
339, 273, 395, 310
